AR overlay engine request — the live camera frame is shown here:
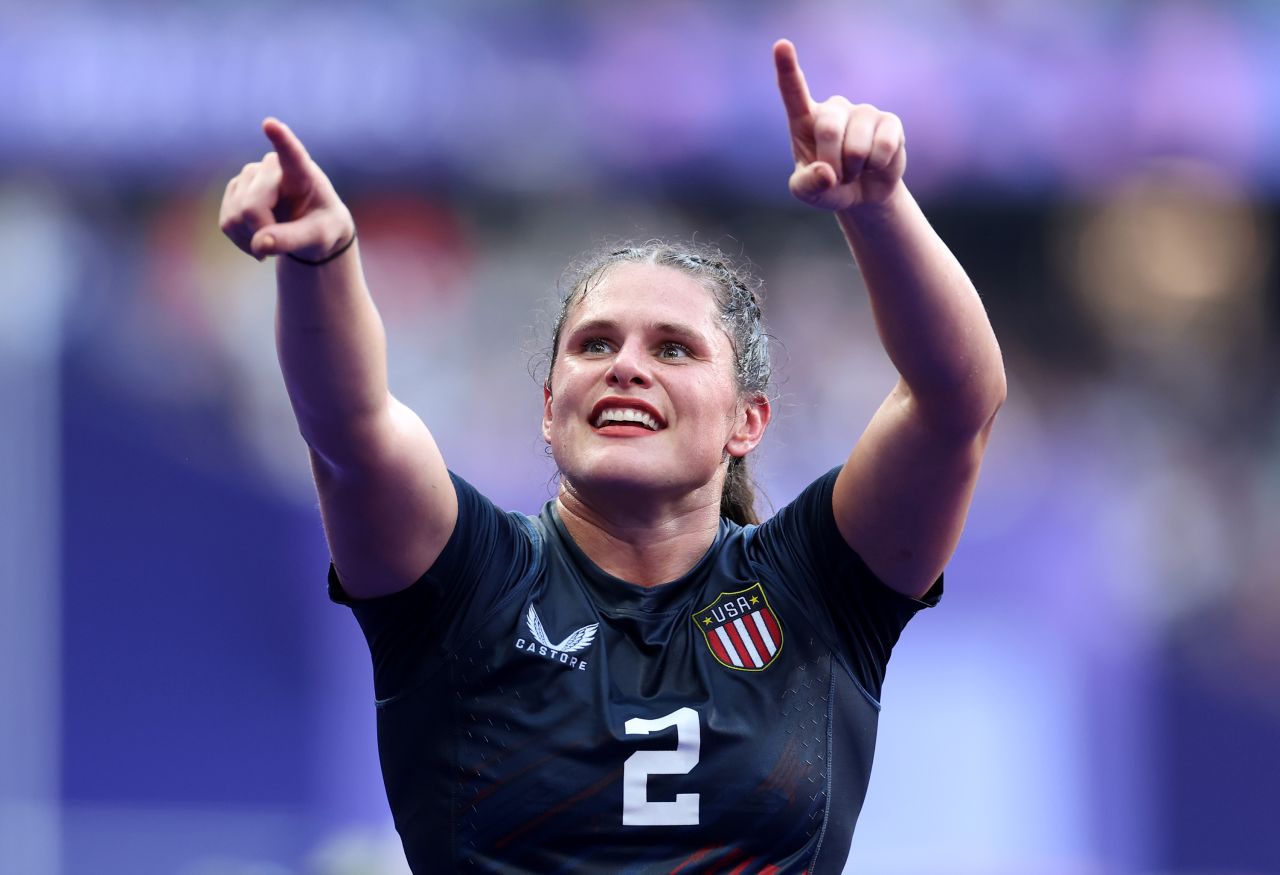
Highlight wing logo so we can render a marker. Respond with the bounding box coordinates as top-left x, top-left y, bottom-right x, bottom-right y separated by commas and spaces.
514, 605, 598, 671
